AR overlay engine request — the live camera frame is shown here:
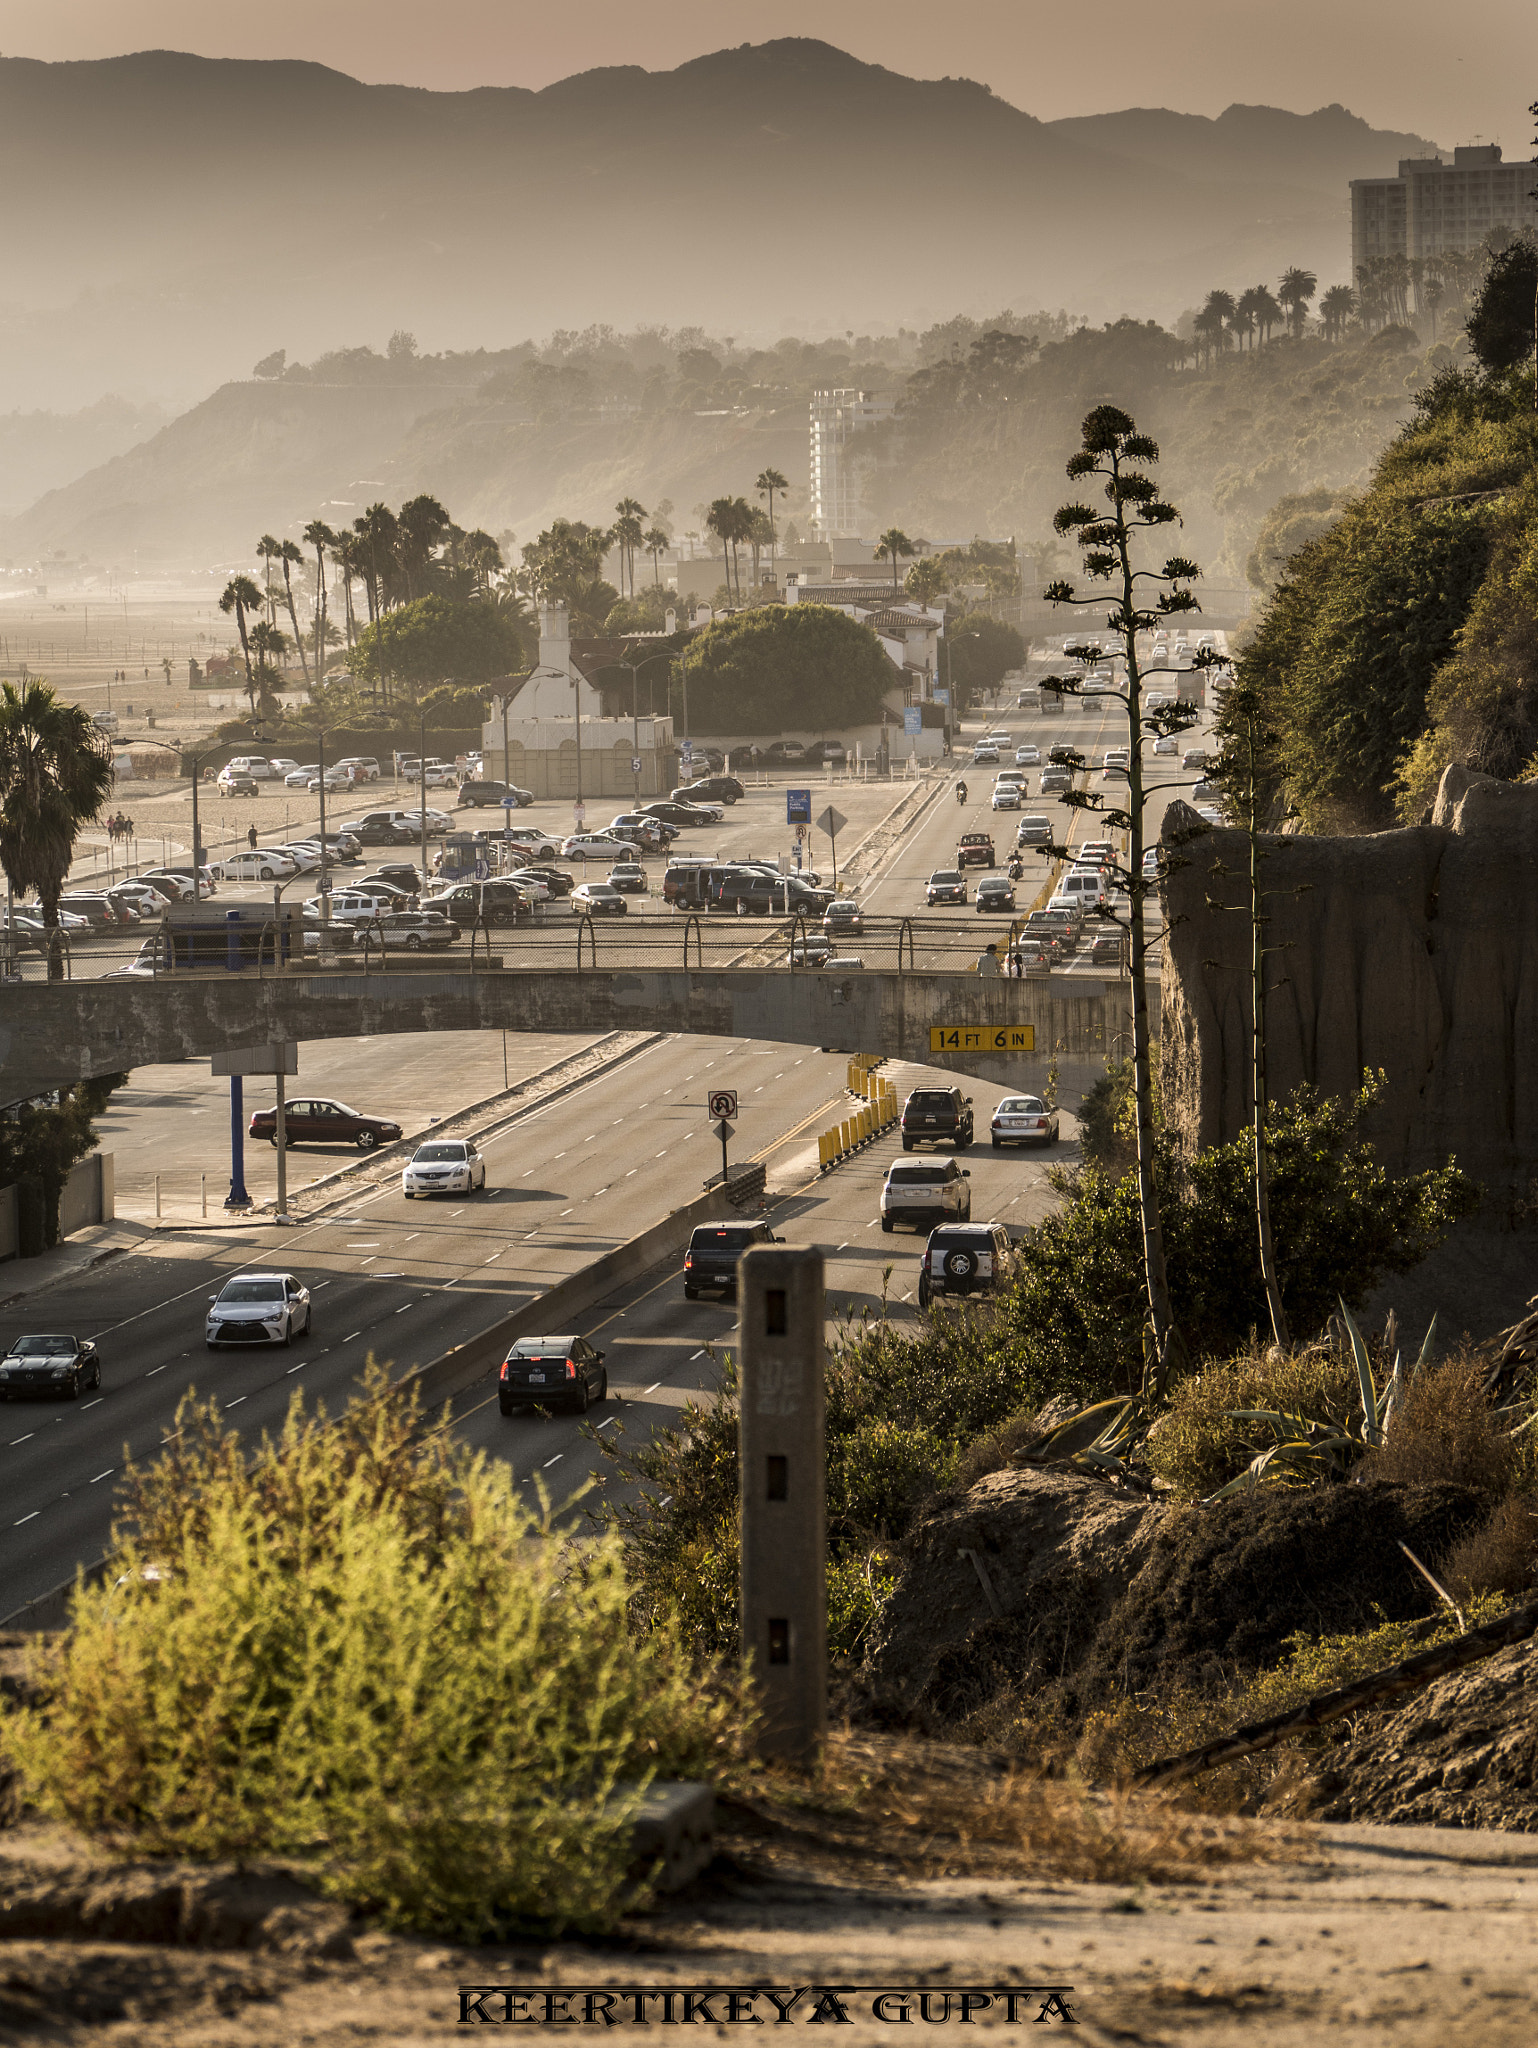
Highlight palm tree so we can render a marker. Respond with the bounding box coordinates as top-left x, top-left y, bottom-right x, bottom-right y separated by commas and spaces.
905, 556, 947, 606
395, 494, 450, 603
643, 525, 670, 587
353, 503, 399, 620
1424, 273, 1446, 342
1319, 283, 1356, 342
755, 467, 789, 586
1200, 290, 1237, 367
705, 497, 750, 600
1234, 288, 1262, 351
462, 529, 503, 600
333, 532, 362, 648
874, 528, 916, 591
747, 508, 774, 590
613, 498, 647, 598
248, 619, 289, 714
277, 539, 310, 686
0, 682, 114, 980
1277, 267, 1318, 339
1252, 285, 1283, 347
303, 519, 337, 682
256, 533, 281, 624
219, 573, 263, 697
